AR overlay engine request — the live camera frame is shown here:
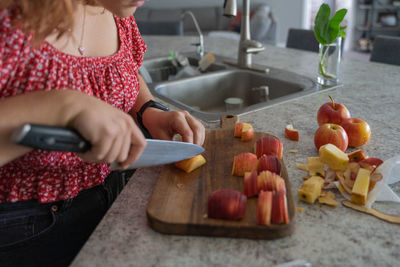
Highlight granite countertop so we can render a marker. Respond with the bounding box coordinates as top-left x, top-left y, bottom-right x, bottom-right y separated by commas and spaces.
71, 36, 400, 267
